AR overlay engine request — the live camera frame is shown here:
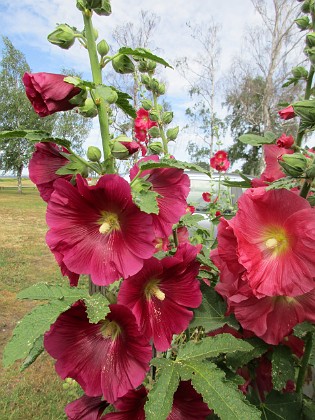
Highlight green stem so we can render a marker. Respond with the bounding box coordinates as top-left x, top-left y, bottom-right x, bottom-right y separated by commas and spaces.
172, 228, 179, 247
152, 87, 168, 155
299, 178, 312, 198
82, 10, 114, 173
296, 332, 313, 394
69, 148, 102, 174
